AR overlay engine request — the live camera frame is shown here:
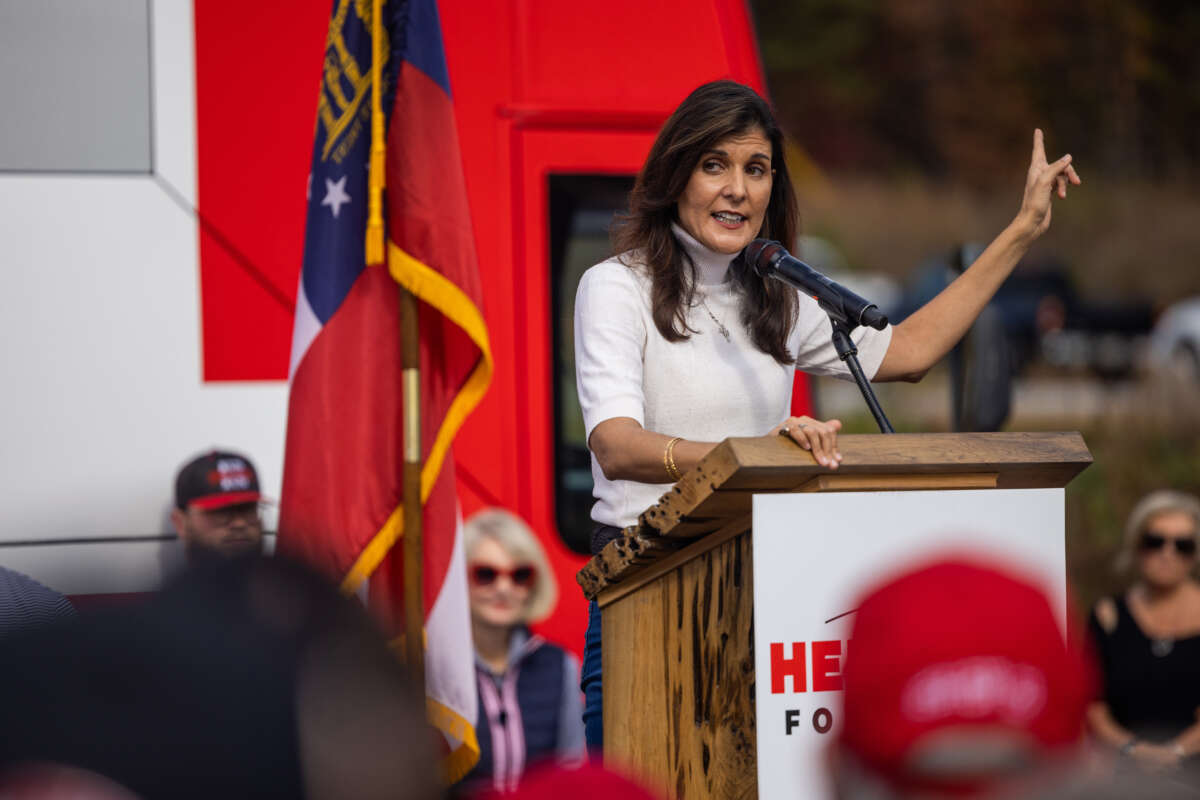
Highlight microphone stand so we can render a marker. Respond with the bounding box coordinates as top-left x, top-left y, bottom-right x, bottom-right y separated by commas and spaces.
828, 317, 895, 434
